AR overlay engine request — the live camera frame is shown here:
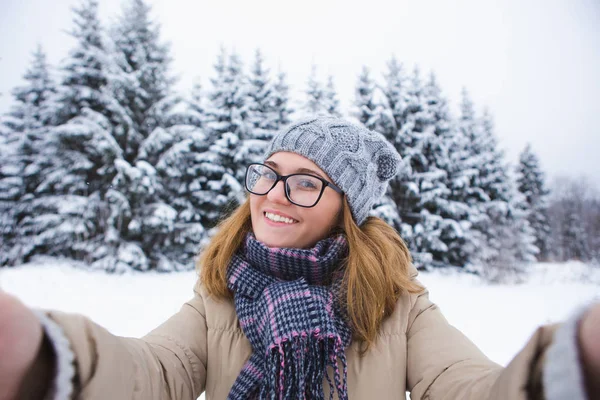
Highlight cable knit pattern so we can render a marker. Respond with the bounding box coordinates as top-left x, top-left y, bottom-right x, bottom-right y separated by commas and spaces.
34, 310, 75, 400
263, 117, 402, 225
543, 305, 590, 400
